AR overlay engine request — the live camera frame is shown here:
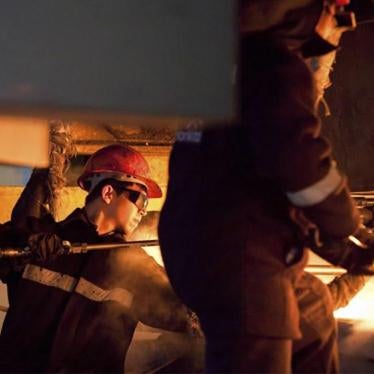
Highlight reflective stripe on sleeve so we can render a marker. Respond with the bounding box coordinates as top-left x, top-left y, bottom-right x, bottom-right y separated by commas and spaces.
22, 264, 133, 308
22, 264, 77, 292
75, 277, 133, 308
286, 164, 342, 207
